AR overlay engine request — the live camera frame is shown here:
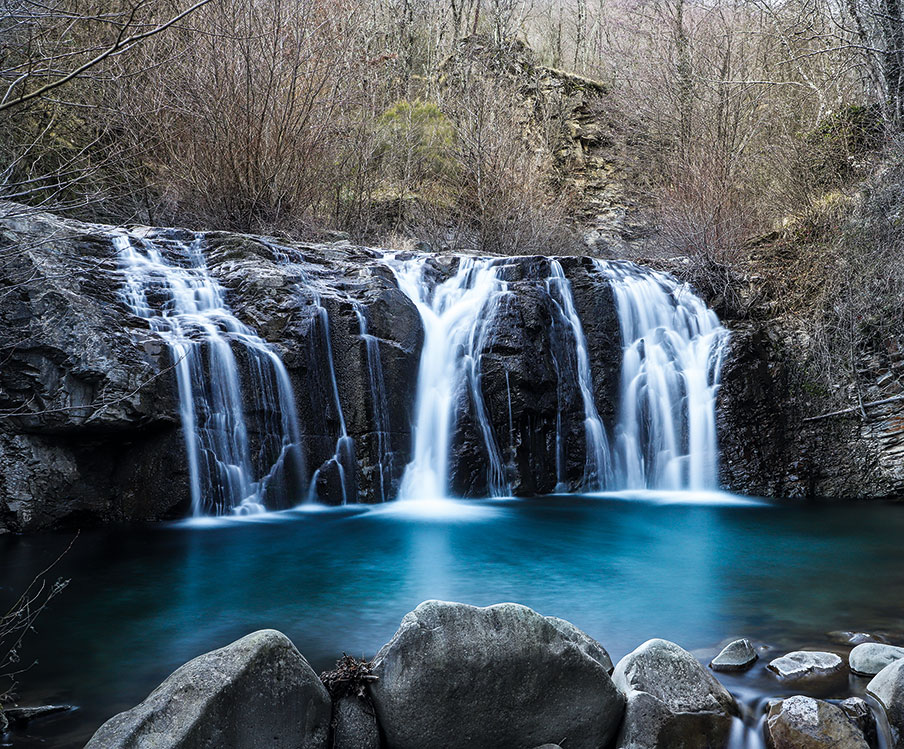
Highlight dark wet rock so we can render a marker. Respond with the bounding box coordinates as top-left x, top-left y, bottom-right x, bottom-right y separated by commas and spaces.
448, 257, 622, 497
2, 705, 73, 728
0, 205, 188, 532
839, 697, 877, 746
867, 658, 904, 748
764, 695, 869, 749
332, 696, 380, 749
827, 631, 890, 646
85, 629, 330, 749
850, 643, 904, 676
368, 600, 624, 749
767, 651, 845, 684
710, 638, 758, 672
612, 638, 739, 749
